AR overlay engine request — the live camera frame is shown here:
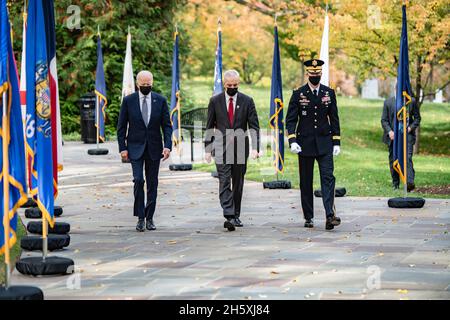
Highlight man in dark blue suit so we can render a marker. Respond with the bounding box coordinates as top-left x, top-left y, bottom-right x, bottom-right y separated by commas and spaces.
117, 71, 172, 232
